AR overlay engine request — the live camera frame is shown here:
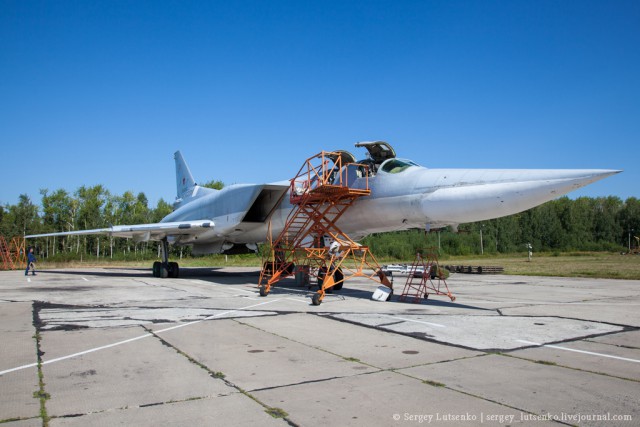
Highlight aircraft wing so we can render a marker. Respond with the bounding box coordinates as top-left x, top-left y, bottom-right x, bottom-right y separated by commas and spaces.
25, 220, 214, 243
